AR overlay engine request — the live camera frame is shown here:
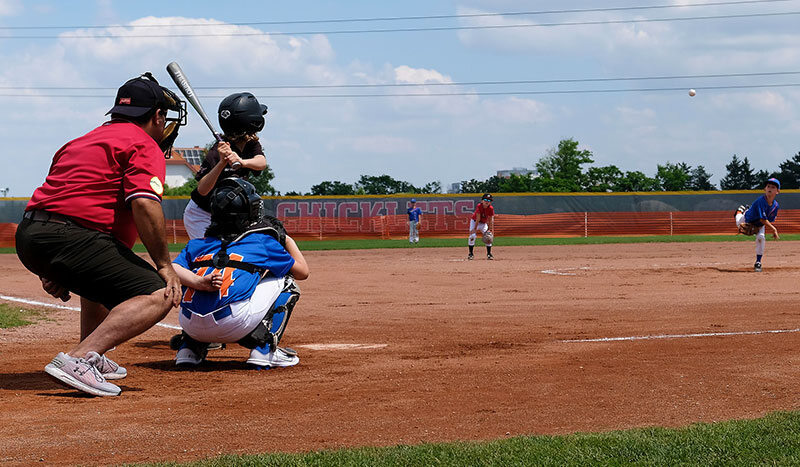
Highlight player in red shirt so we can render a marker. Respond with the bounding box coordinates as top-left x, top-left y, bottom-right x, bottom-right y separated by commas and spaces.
15, 72, 186, 397
468, 193, 495, 260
